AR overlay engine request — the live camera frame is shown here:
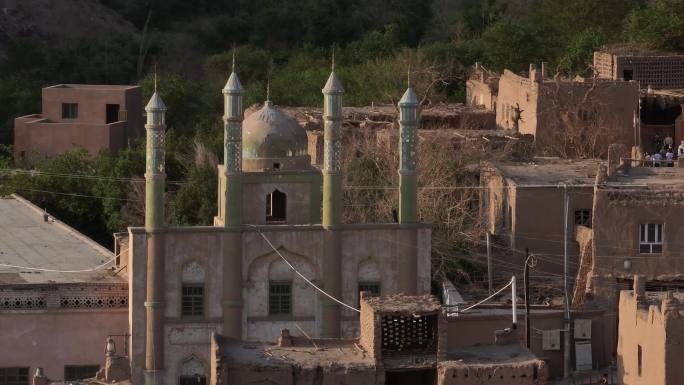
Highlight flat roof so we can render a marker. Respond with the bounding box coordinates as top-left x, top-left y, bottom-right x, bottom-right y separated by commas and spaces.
598, 44, 681, 57
365, 294, 442, 314
45, 84, 139, 90
217, 336, 374, 369
490, 158, 602, 186
444, 343, 539, 366
609, 165, 684, 188
0, 195, 124, 285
